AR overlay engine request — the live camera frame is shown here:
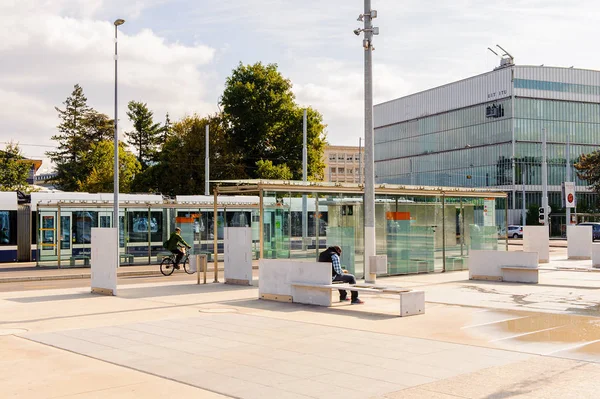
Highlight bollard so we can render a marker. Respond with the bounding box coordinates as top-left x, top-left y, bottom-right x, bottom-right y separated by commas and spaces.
197, 254, 208, 284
